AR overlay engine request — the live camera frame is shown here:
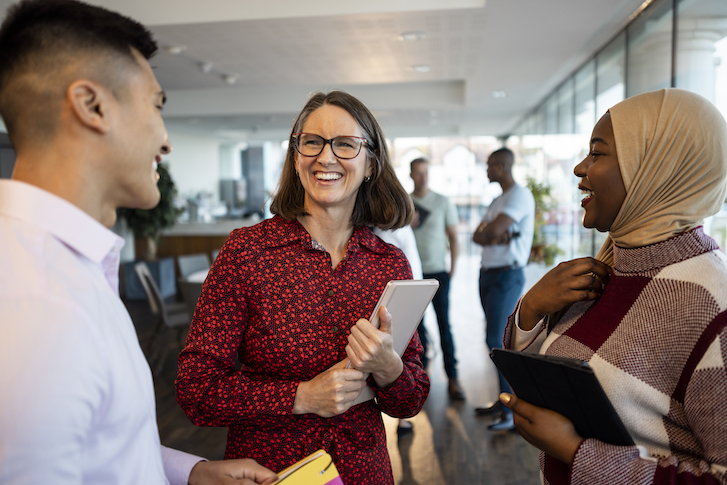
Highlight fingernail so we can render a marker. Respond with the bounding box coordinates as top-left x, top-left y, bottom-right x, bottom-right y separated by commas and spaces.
499, 392, 512, 404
